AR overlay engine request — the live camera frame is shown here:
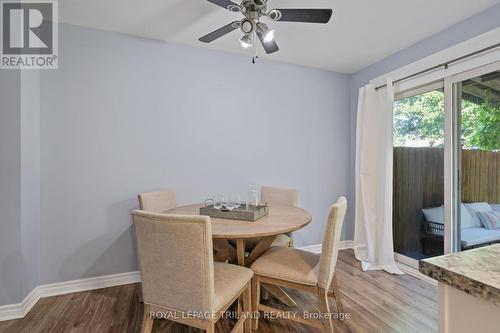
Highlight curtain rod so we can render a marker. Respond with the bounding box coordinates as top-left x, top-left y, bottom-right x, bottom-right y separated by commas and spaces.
375, 42, 500, 90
